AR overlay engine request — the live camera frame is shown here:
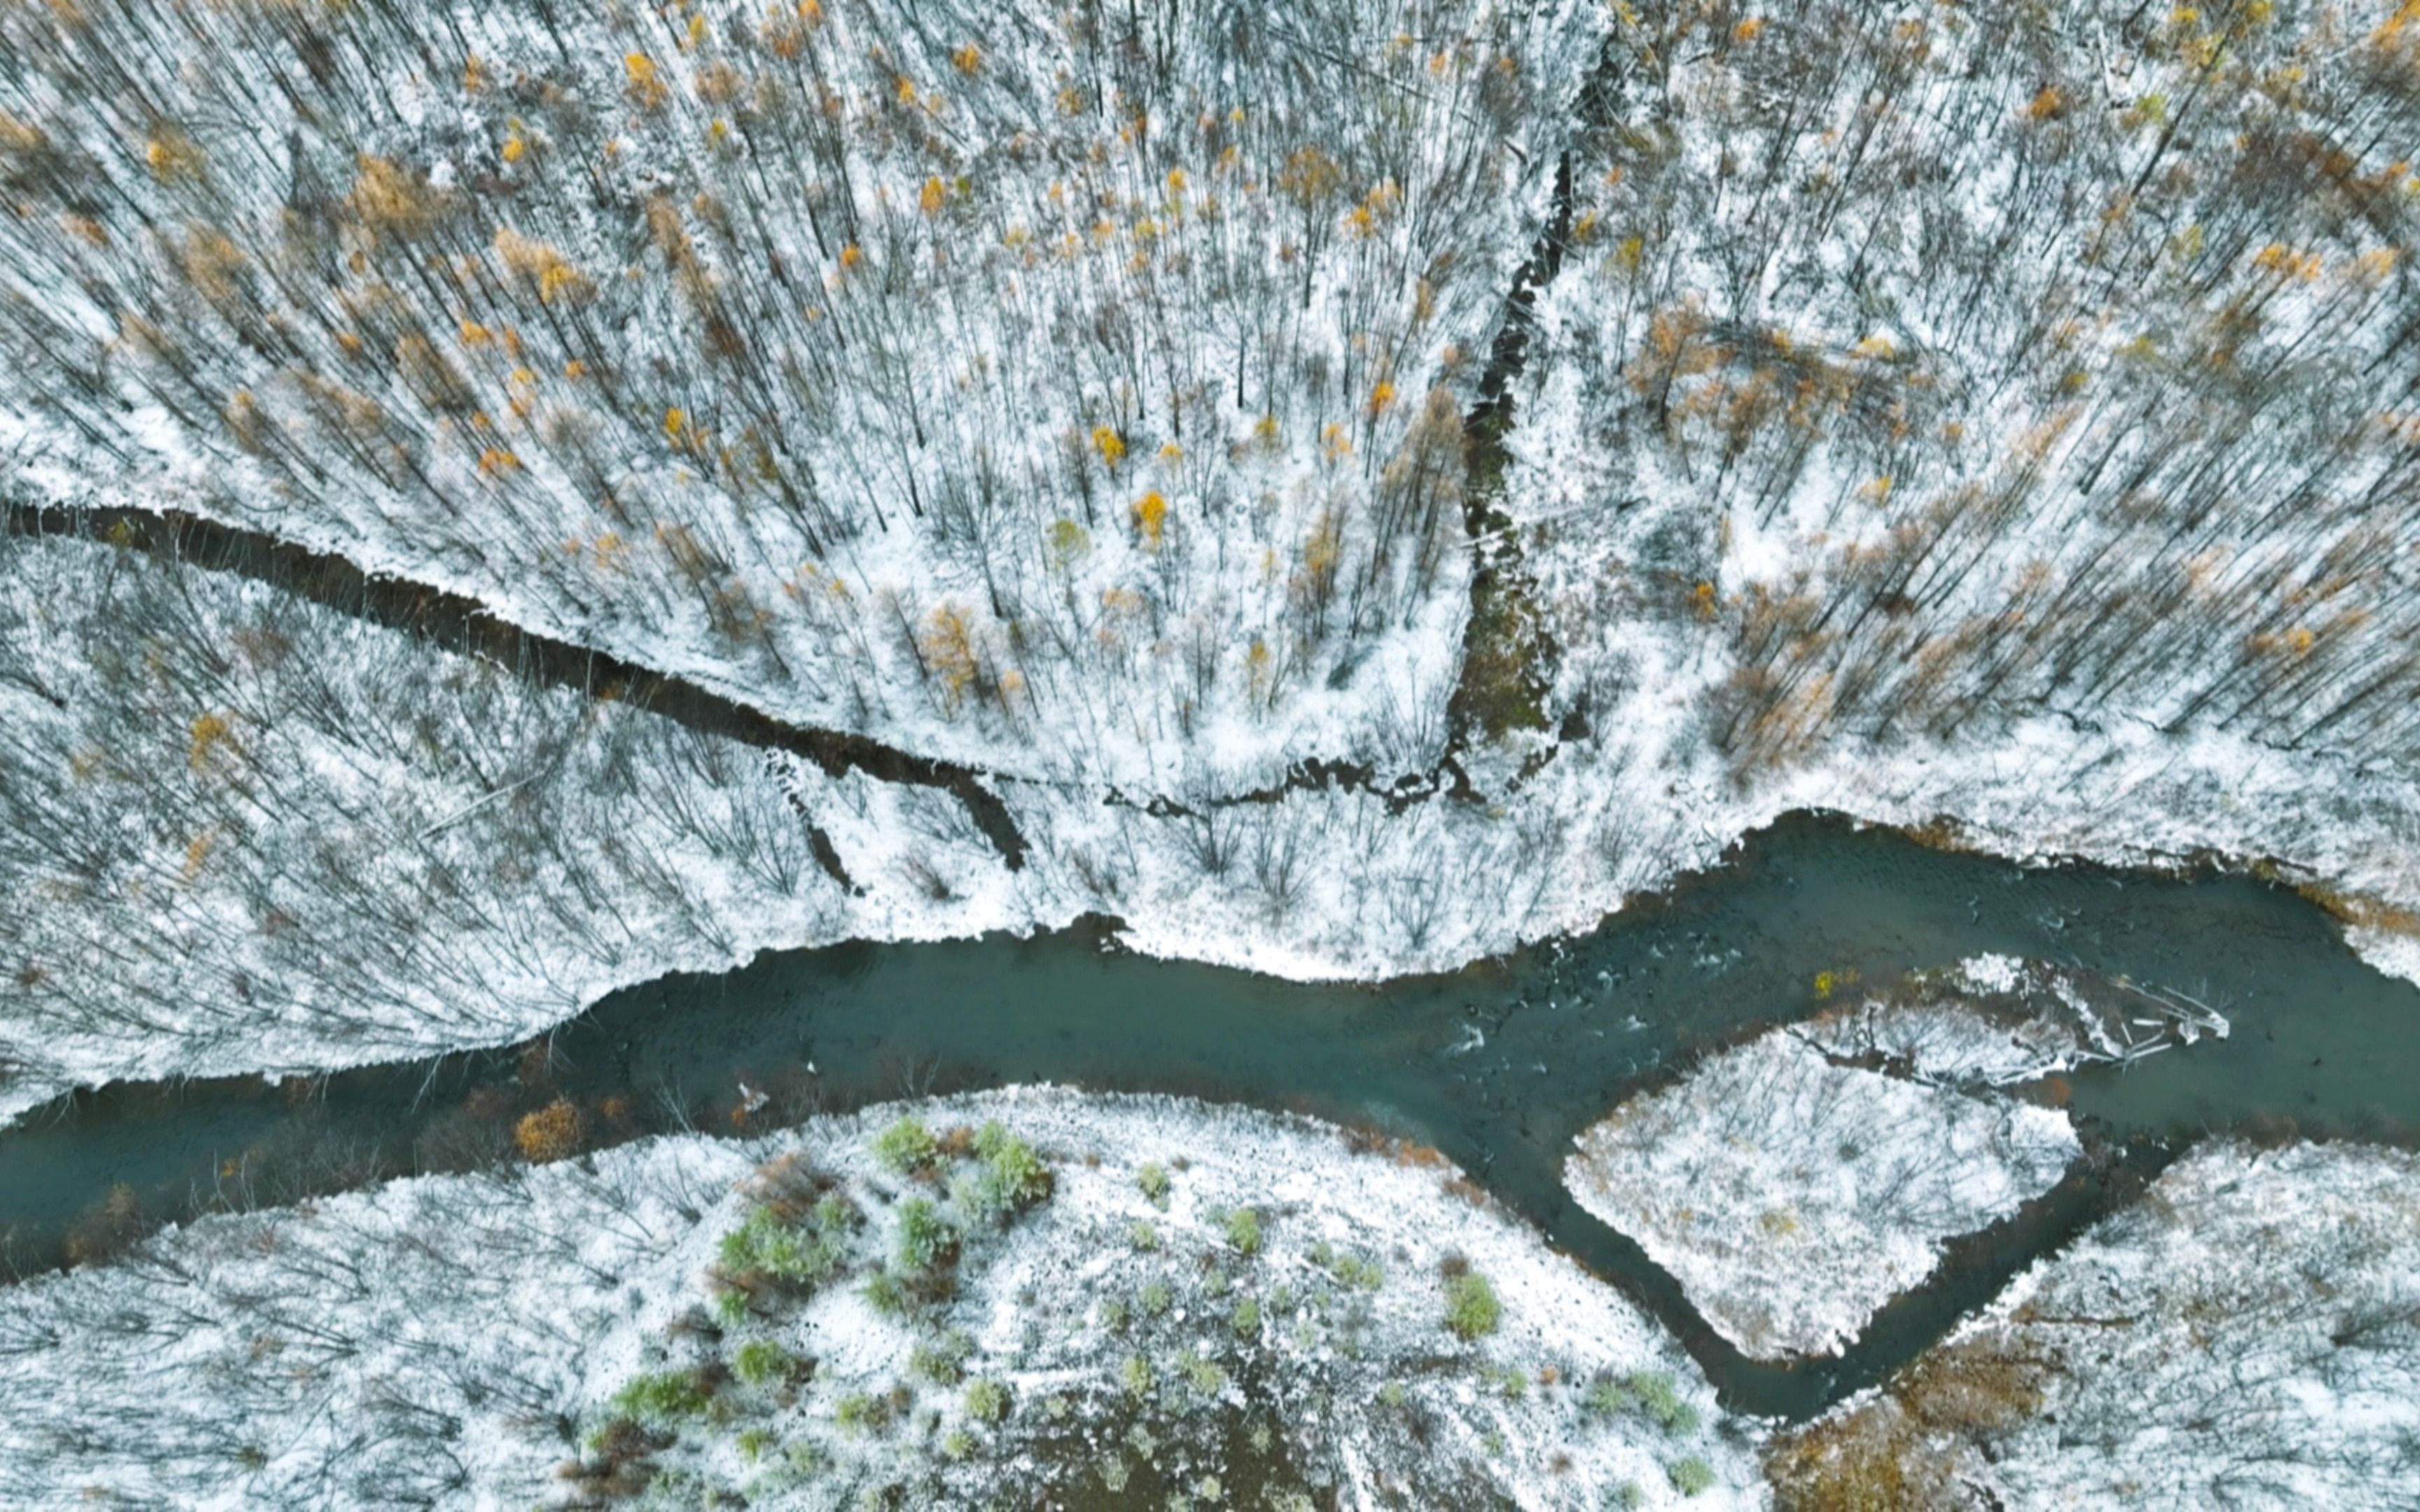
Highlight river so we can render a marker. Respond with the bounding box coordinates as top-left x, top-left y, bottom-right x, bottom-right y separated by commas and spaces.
6, 810, 2416, 1418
